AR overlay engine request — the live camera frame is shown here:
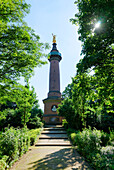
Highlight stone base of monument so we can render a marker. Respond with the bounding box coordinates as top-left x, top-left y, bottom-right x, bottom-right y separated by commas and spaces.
43, 98, 63, 124
43, 114, 63, 125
